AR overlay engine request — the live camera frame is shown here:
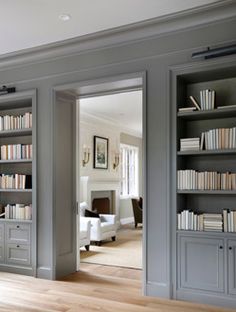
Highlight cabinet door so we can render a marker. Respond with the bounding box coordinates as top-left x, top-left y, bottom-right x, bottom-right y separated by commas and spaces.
0, 243, 4, 263
228, 239, 236, 295
0, 223, 4, 242
179, 236, 224, 293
